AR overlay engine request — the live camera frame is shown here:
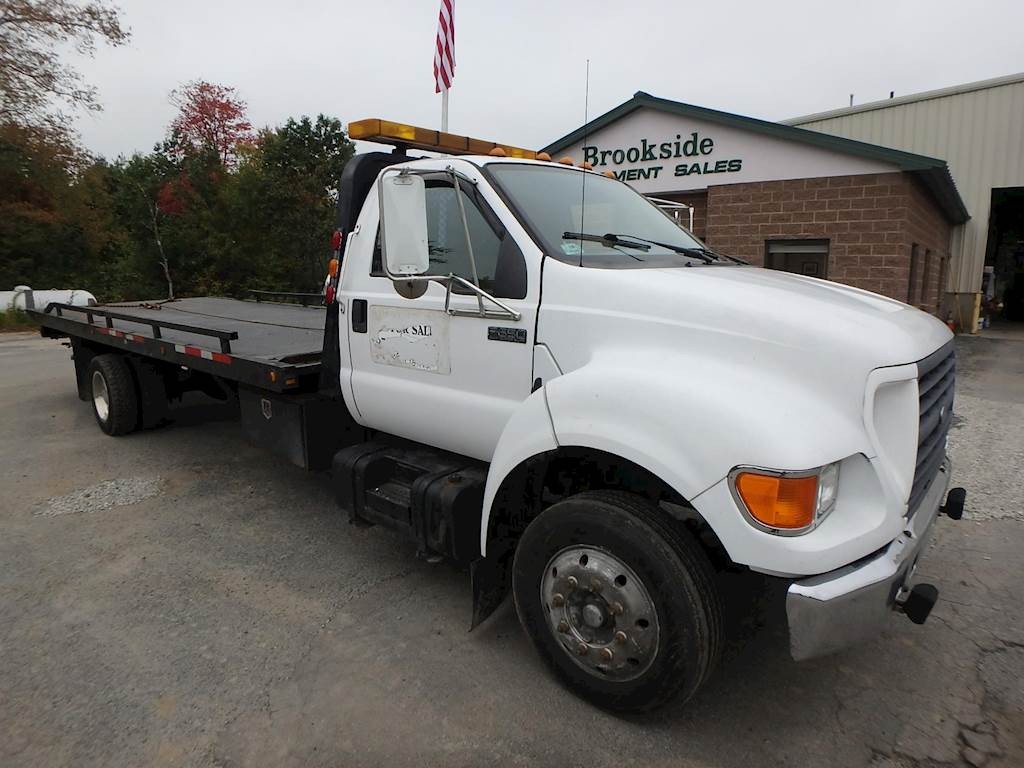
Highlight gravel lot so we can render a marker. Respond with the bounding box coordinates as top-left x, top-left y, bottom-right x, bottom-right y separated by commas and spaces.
1, 330, 1022, 768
